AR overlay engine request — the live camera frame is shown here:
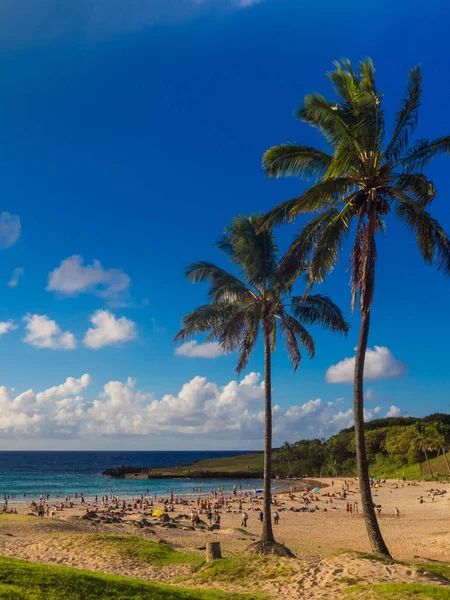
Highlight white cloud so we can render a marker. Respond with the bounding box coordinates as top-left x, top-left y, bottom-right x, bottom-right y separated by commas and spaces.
83, 310, 137, 349
0, 320, 18, 336
0, 371, 356, 444
0, 212, 21, 249
7, 267, 24, 287
23, 314, 76, 350
47, 255, 130, 305
326, 346, 407, 383
386, 405, 401, 418
175, 340, 227, 358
